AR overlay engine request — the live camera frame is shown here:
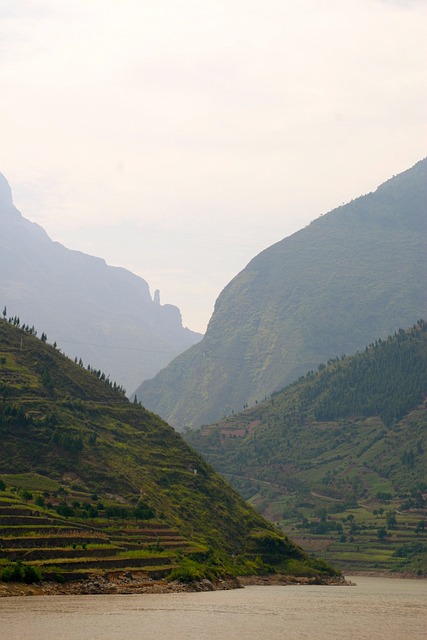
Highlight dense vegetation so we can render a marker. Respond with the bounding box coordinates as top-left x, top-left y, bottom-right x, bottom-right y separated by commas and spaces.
0, 318, 336, 583
137, 158, 427, 430
185, 322, 427, 574
299, 324, 427, 427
